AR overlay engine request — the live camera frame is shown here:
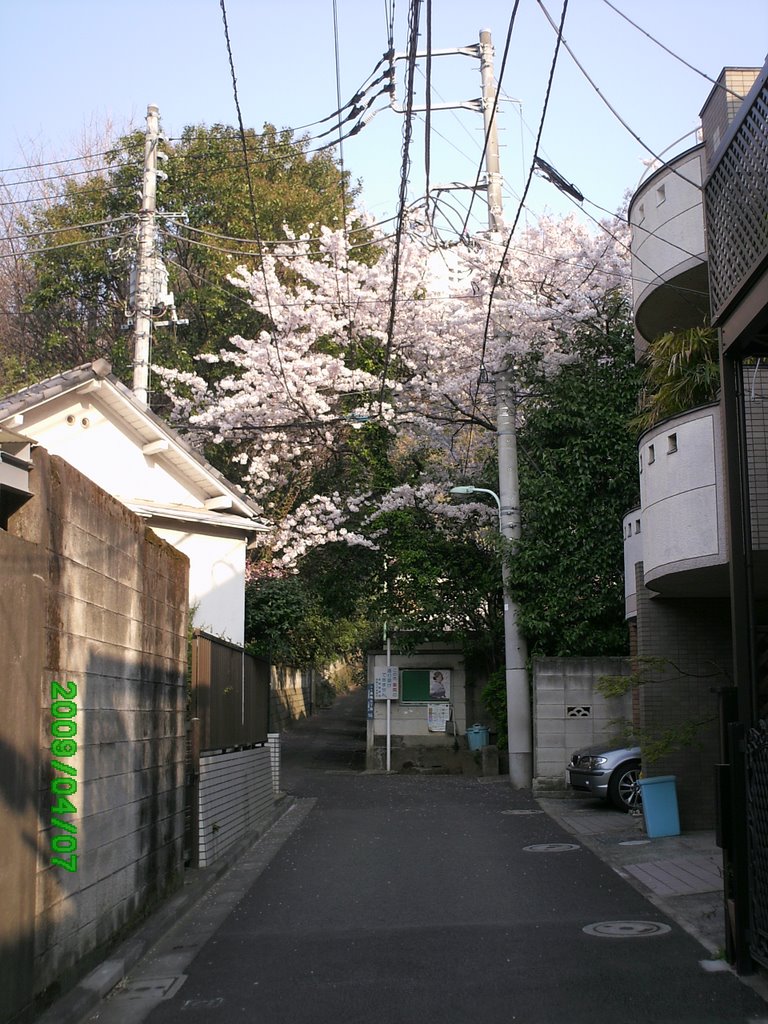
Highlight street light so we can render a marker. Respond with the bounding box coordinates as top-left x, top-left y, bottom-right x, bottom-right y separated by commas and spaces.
450, 483, 532, 788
